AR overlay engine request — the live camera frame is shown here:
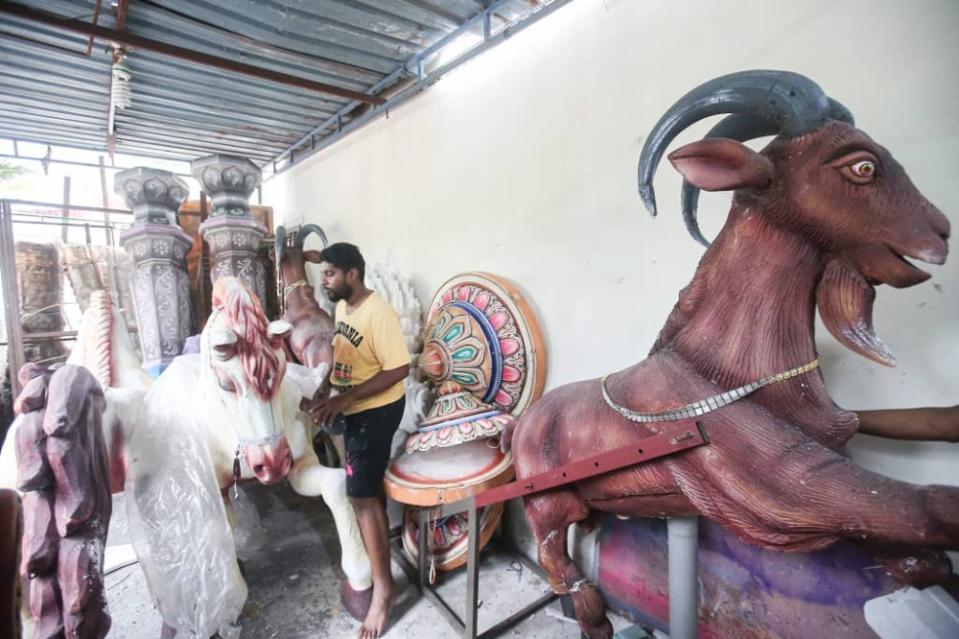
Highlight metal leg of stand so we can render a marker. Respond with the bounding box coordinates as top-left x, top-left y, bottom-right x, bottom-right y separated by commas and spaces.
464, 500, 481, 638
668, 516, 699, 639
418, 507, 429, 589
